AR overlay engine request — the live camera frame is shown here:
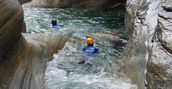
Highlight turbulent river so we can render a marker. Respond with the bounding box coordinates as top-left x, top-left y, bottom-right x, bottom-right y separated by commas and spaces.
24, 8, 137, 89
